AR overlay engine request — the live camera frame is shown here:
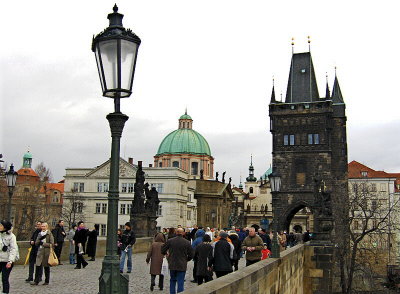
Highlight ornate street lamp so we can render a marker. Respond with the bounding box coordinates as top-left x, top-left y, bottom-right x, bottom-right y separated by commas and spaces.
92, 5, 141, 294
268, 167, 281, 258
5, 164, 18, 221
